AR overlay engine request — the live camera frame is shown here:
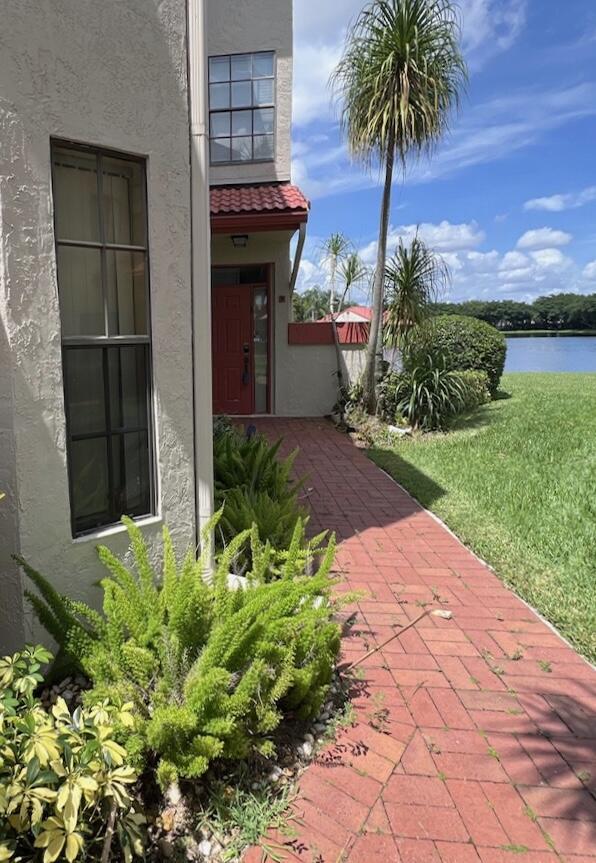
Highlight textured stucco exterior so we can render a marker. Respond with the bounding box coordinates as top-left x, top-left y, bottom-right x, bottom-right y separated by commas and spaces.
207, 0, 292, 185
0, 0, 204, 650
211, 233, 365, 417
